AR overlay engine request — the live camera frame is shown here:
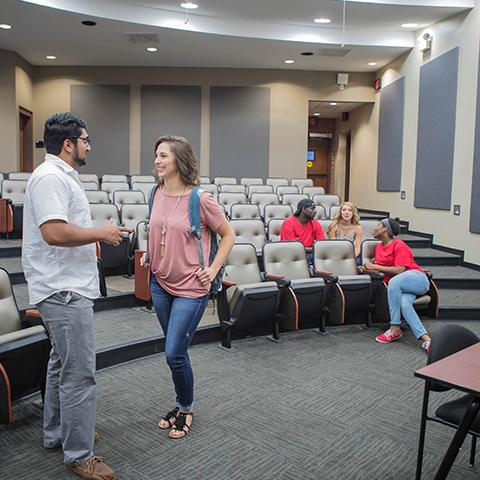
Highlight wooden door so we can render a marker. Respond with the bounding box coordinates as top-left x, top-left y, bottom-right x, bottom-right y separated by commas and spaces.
307, 137, 330, 190
19, 107, 33, 172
